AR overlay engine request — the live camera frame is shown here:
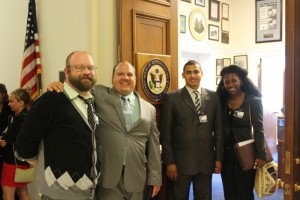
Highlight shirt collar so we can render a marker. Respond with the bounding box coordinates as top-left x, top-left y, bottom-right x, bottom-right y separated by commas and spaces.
120, 92, 135, 102
64, 82, 93, 100
185, 85, 202, 95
